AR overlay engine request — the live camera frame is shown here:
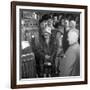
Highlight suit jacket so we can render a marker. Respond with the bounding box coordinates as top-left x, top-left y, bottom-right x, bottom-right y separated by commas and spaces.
59, 42, 80, 76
